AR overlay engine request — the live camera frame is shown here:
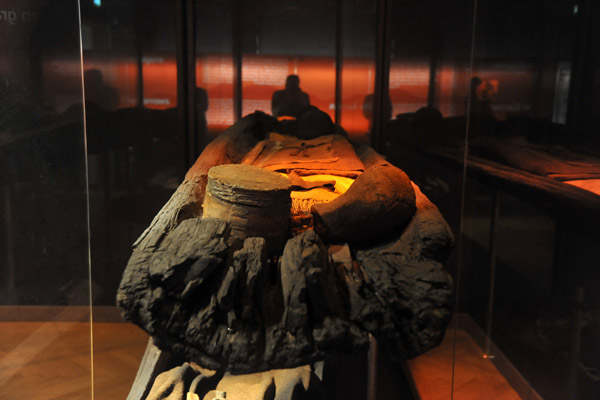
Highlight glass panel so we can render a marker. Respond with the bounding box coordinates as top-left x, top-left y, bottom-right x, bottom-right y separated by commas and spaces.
378, 0, 477, 399
339, 0, 377, 143
457, 0, 600, 399
239, 0, 338, 123
82, 0, 183, 308
80, 0, 179, 397
0, 0, 92, 398
384, 0, 474, 235
195, 0, 234, 142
